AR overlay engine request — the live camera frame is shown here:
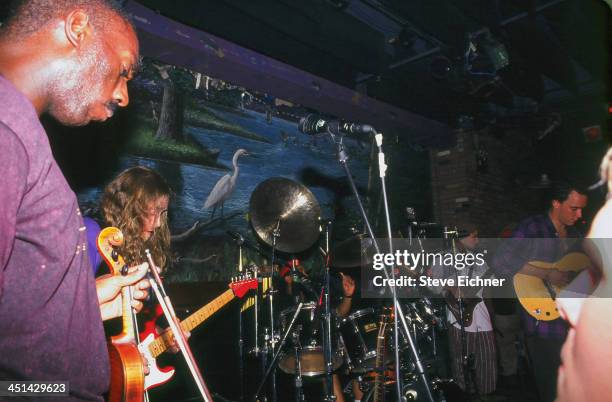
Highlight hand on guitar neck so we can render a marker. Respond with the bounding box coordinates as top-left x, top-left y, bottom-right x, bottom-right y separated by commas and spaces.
95, 262, 151, 321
